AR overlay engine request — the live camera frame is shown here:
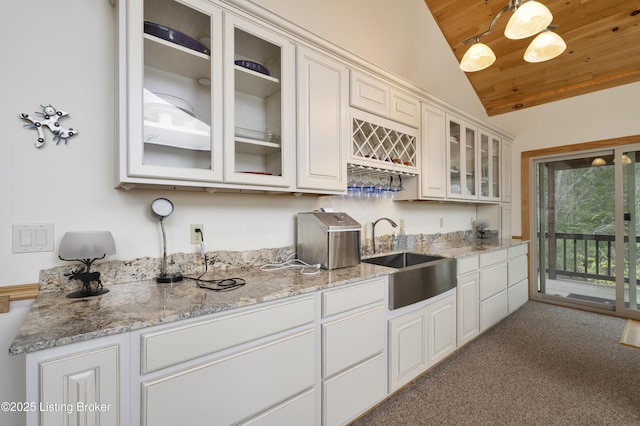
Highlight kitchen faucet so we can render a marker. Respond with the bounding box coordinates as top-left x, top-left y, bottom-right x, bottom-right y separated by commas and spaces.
371, 217, 398, 254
